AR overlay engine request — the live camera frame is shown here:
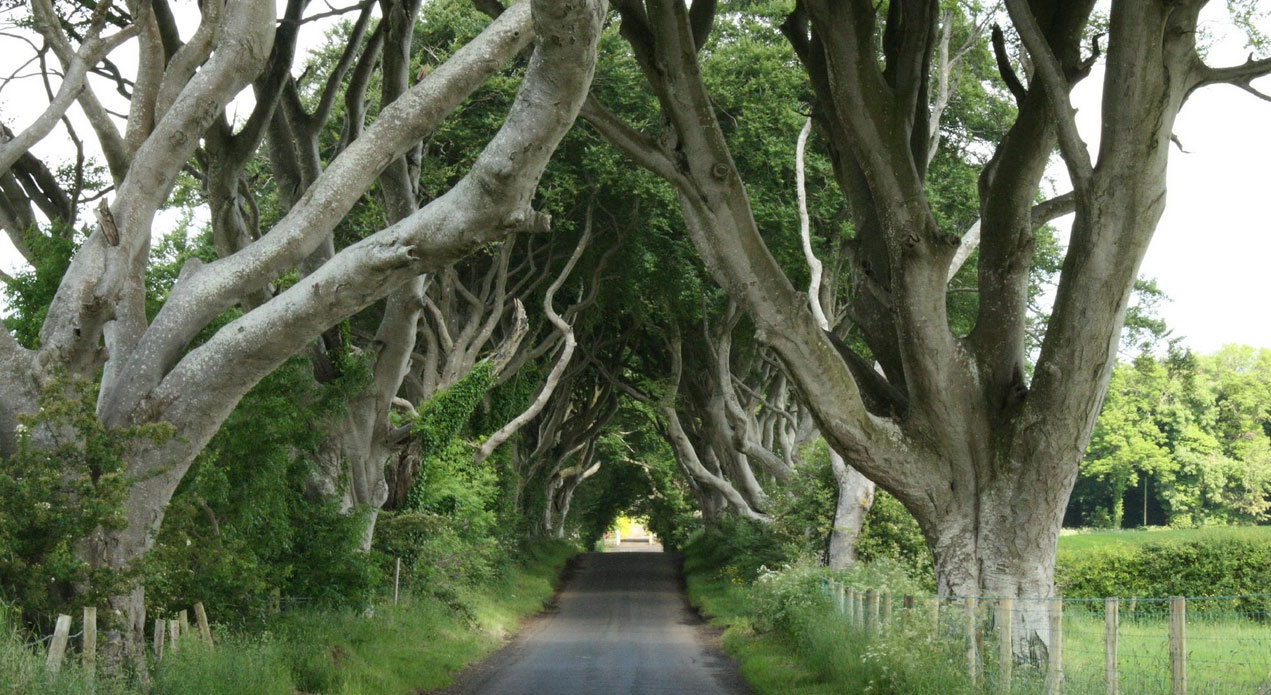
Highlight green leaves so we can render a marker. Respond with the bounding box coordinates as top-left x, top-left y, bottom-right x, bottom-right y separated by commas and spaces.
1074, 346, 1271, 528
0, 374, 172, 627
409, 361, 495, 461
